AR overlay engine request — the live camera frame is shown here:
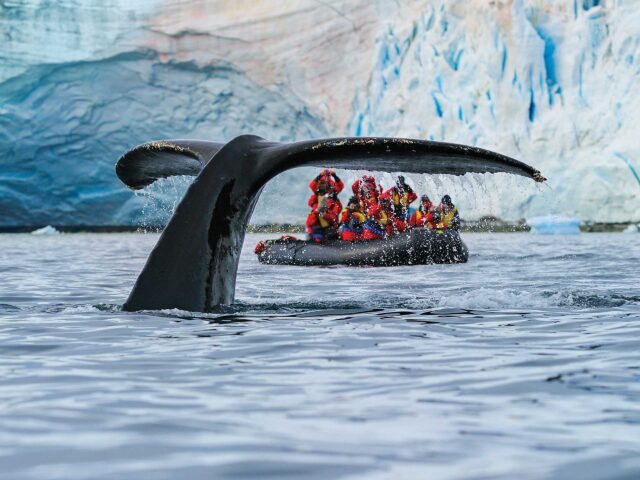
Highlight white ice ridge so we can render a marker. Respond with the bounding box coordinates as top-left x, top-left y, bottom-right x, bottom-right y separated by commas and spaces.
31, 225, 60, 236
1, 0, 639, 225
